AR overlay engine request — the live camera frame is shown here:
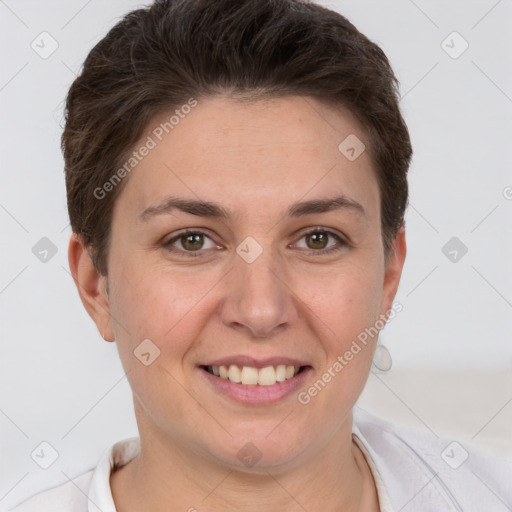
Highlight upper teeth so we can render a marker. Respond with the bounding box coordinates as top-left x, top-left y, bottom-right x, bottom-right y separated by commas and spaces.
210, 365, 300, 386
